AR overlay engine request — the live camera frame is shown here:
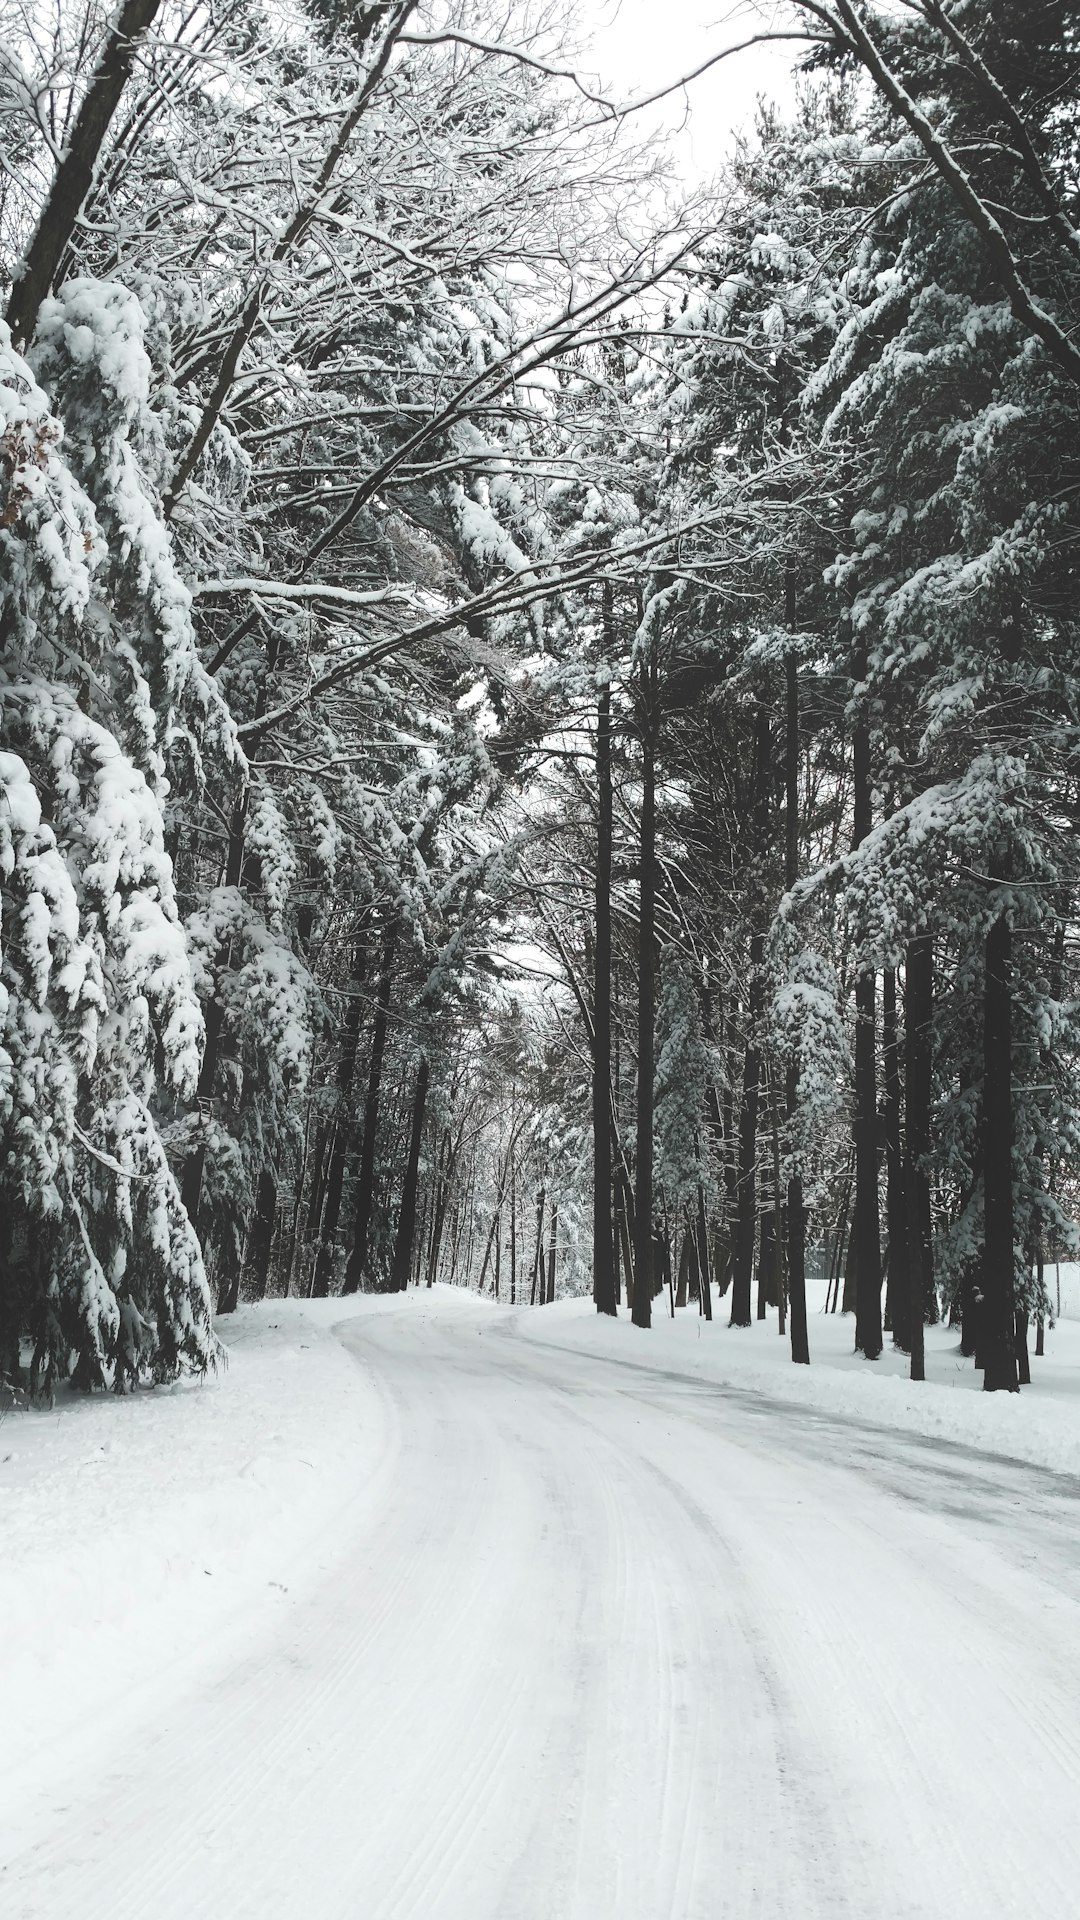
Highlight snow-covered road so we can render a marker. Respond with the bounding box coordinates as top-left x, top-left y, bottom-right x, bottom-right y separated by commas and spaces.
6, 1291, 1080, 1919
